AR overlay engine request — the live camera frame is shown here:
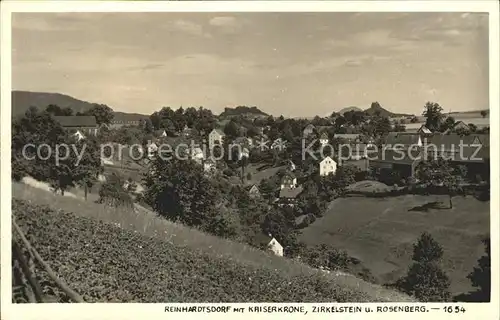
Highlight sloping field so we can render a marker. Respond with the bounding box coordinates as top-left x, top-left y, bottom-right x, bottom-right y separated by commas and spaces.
300, 195, 490, 295
12, 183, 413, 302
